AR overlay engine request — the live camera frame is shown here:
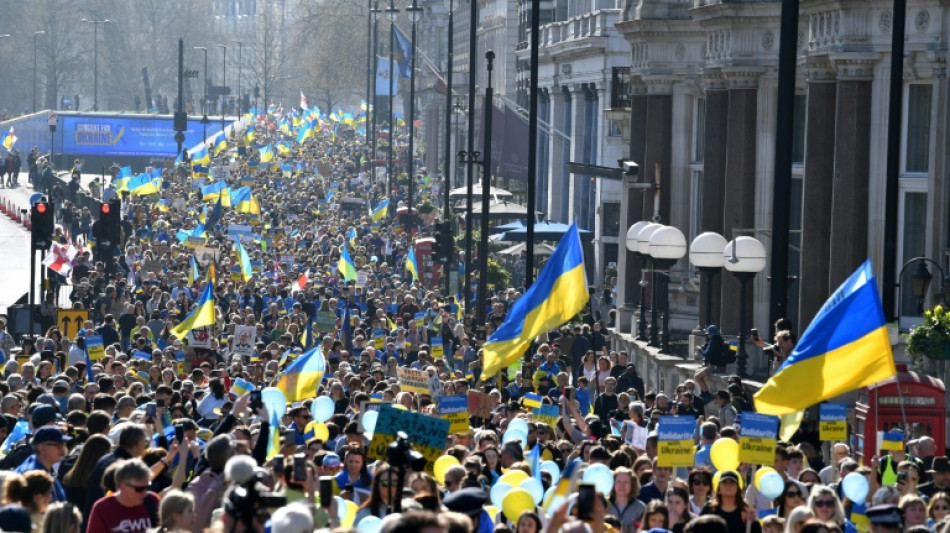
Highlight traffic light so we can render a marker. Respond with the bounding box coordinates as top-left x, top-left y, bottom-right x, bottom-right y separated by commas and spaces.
31, 201, 54, 250
434, 221, 454, 263
97, 199, 121, 247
